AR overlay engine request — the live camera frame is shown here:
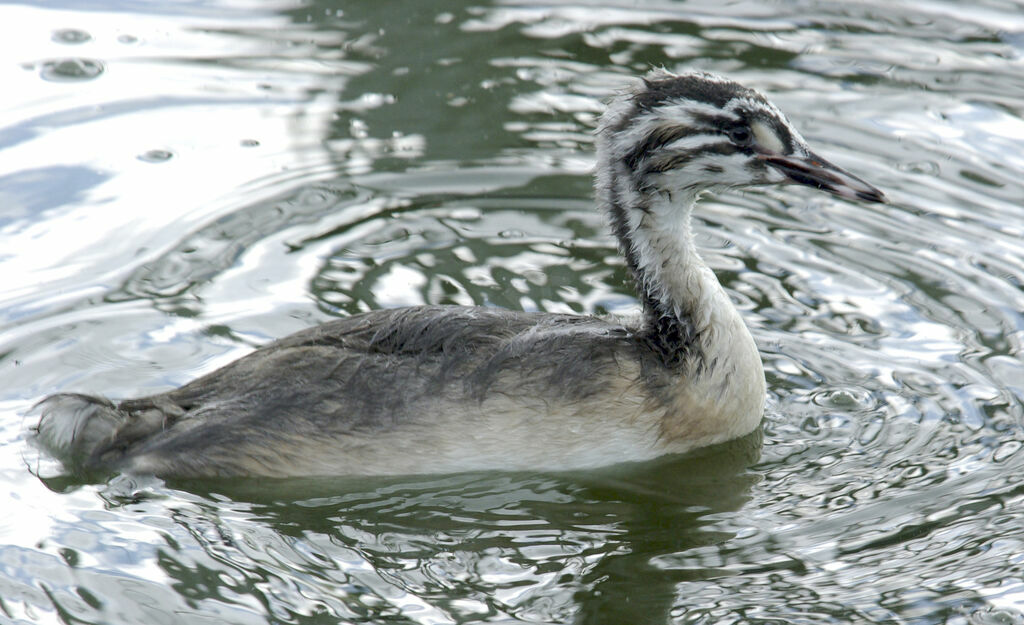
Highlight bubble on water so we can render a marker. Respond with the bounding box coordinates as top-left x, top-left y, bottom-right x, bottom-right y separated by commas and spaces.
810, 386, 877, 411
39, 58, 104, 82
51, 29, 92, 44
138, 149, 174, 163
